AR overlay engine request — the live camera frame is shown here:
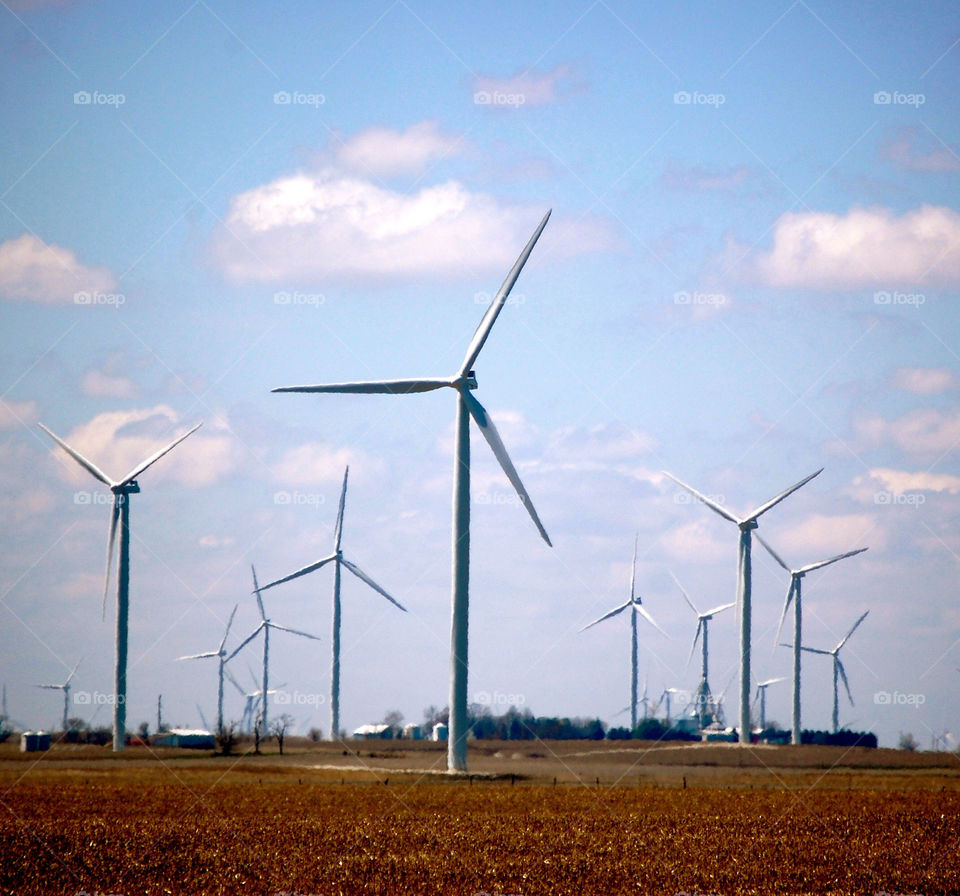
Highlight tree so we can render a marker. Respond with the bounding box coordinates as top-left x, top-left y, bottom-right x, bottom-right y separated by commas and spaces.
270, 714, 295, 755
137, 721, 149, 739
307, 727, 323, 742
898, 731, 919, 752
383, 709, 404, 729
216, 721, 239, 756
